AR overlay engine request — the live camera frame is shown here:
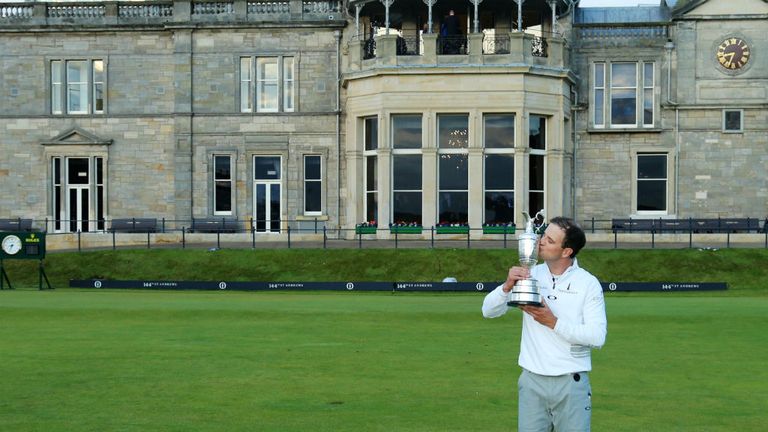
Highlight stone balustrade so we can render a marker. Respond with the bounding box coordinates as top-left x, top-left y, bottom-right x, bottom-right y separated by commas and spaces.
0, 0, 342, 26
